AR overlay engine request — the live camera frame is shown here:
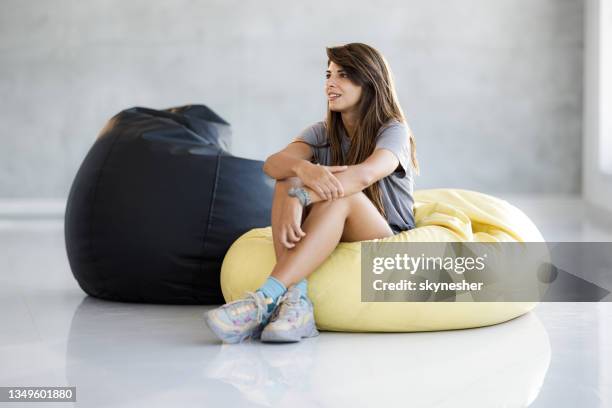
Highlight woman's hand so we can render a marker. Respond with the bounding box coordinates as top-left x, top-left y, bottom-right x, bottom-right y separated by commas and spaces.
278, 196, 306, 249
295, 161, 348, 201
